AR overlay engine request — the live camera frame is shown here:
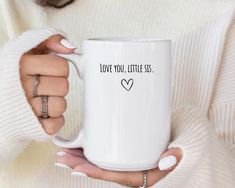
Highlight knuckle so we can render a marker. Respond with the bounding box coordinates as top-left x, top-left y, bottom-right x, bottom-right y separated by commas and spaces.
21, 76, 33, 98
19, 54, 29, 72
60, 60, 69, 77
54, 98, 67, 115
48, 54, 69, 77
20, 75, 28, 87
20, 54, 28, 64
61, 78, 69, 96
29, 97, 34, 105
60, 116, 65, 127
58, 116, 65, 128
